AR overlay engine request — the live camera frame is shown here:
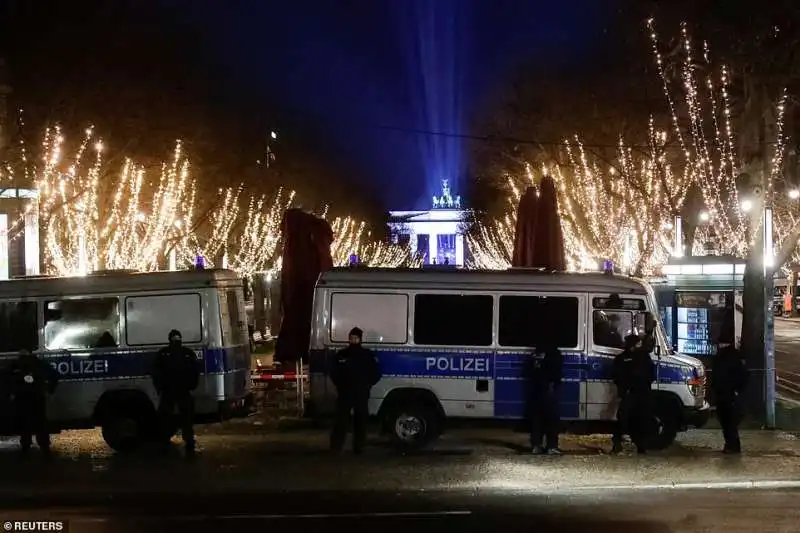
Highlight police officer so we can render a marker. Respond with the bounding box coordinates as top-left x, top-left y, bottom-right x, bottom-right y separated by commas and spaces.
151, 330, 200, 455
7, 349, 58, 456
329, 327, 381, 454
528, 339, 563, 455
611, 334, 655, 454
711, 330, 747, 454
